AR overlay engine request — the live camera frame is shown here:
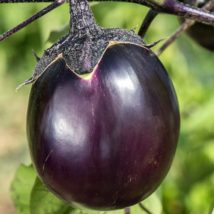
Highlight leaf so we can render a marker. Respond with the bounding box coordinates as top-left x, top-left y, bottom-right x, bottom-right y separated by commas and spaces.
30, 177, 73, 214
10, 164, 37, 214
